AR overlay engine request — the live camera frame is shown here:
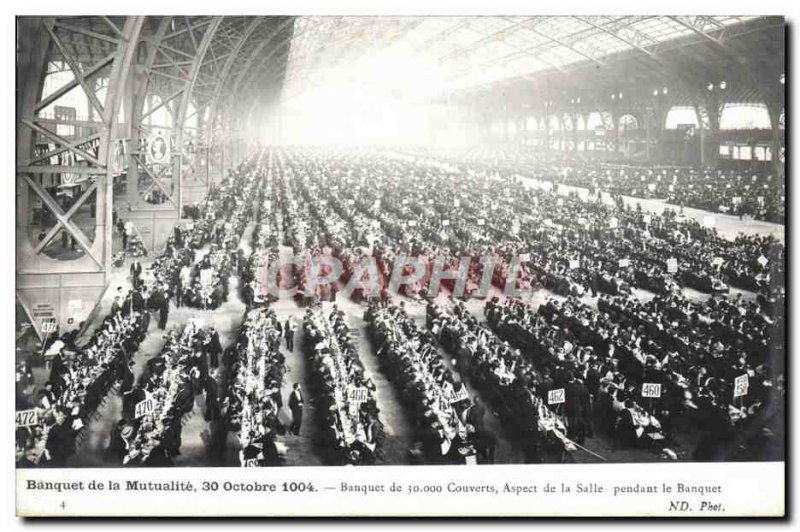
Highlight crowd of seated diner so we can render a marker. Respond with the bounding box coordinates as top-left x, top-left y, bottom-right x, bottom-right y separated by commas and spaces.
16, 308, 149, 467
484, 296, 668, 452
180, 162, 261, 310
260, 148, 783, 306
241, 171, 280, 307
183, 245, 232, 310
485, 291, 783, 460
303, 306, 385, 465
17, 144, 785, 467
234, 147, 782, 462
411, 147, 785, 224
426, 299, 576, 462
223, 307, 288, 466
16, 153, 272, 468
365, 301, 479, 465
108, 320, 221, 466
